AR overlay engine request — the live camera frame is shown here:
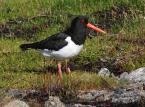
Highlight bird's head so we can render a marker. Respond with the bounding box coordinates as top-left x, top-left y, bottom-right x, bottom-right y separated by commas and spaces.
65, 16, 106, 45
71, 16, 106, 34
